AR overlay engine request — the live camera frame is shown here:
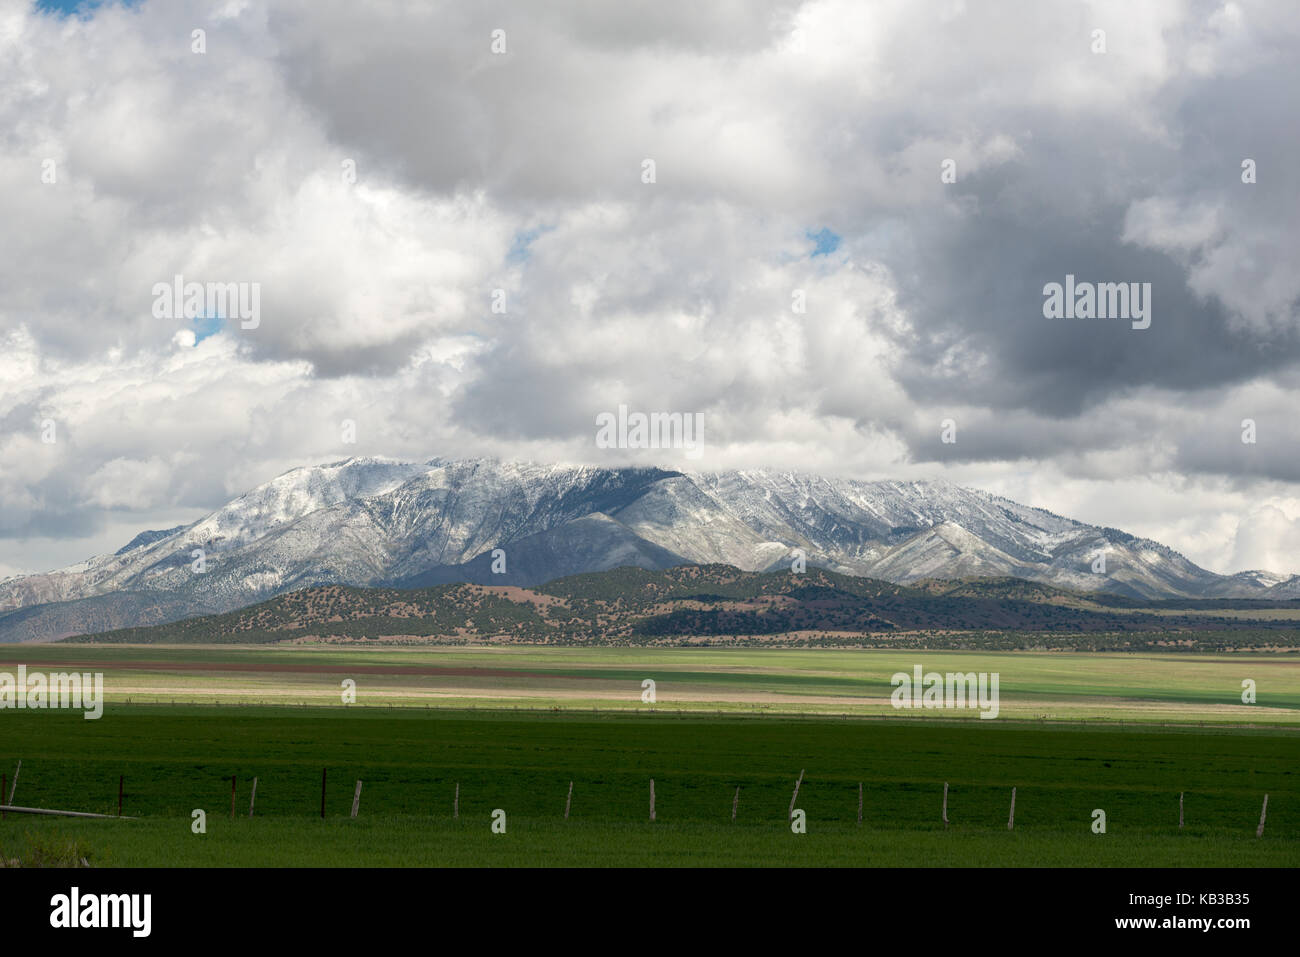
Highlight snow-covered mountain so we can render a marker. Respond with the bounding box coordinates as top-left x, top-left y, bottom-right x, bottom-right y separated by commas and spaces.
0, 456, 1291, 641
